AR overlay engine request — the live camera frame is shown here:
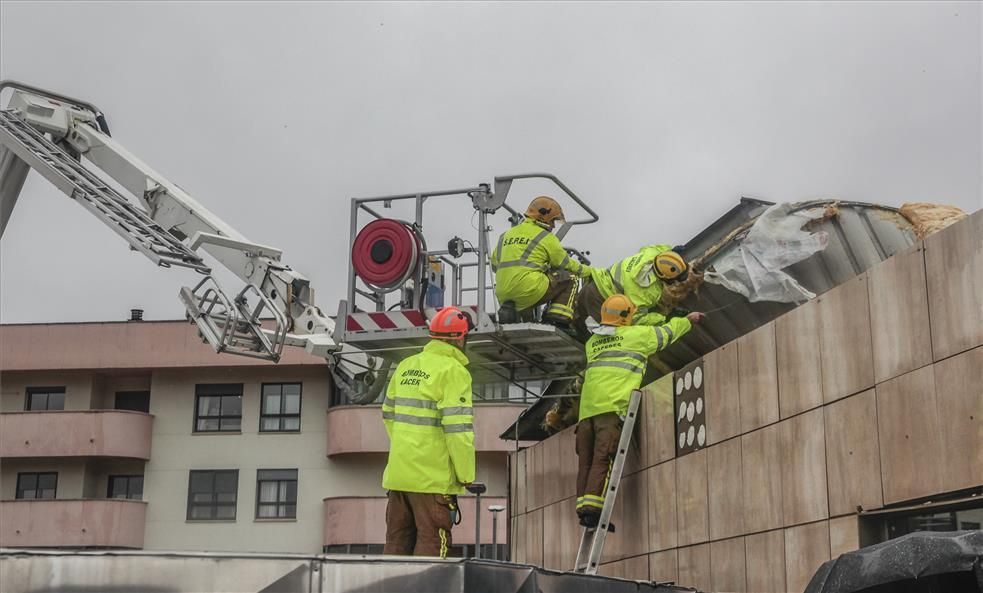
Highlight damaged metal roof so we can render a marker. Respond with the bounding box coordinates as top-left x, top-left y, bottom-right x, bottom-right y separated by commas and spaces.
503, 197, 917, 441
